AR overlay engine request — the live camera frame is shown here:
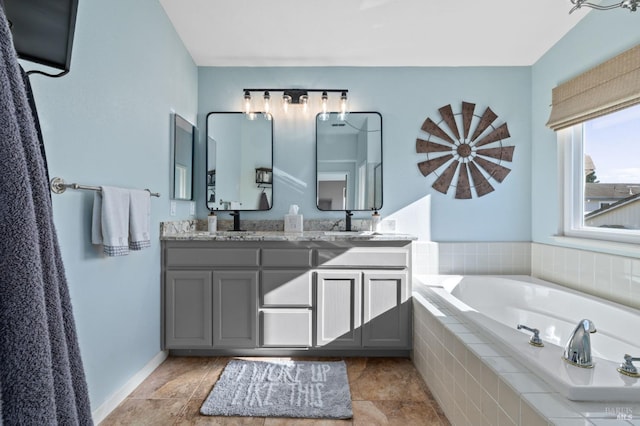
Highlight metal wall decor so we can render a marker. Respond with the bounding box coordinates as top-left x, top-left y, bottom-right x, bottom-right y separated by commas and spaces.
416, 101, 514, 199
